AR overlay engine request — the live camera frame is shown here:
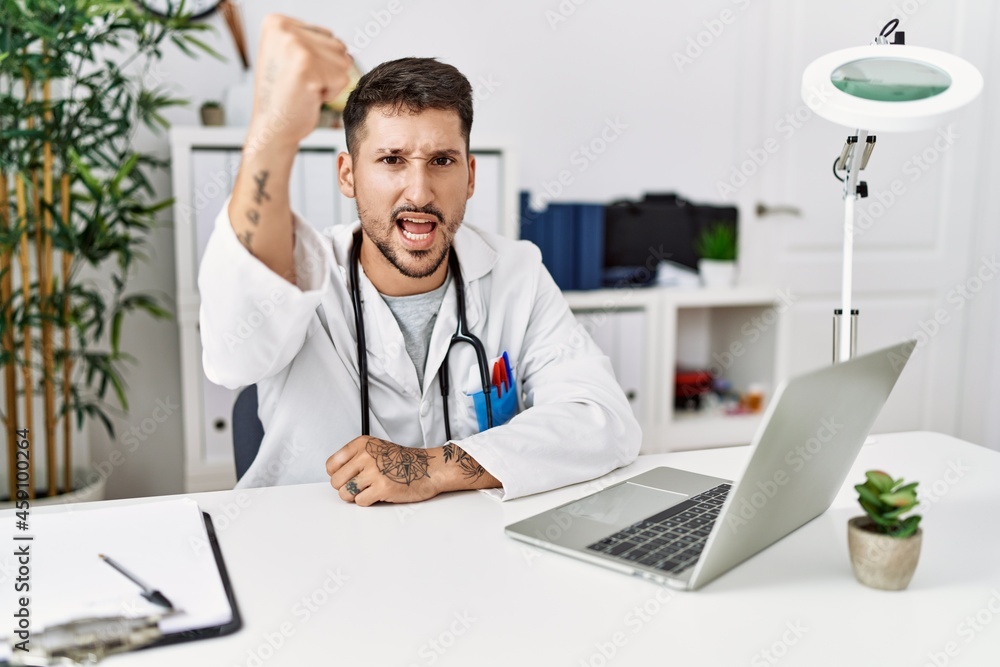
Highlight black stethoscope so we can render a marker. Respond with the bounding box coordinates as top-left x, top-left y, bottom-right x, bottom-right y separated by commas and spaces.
350, 230, 493, 440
